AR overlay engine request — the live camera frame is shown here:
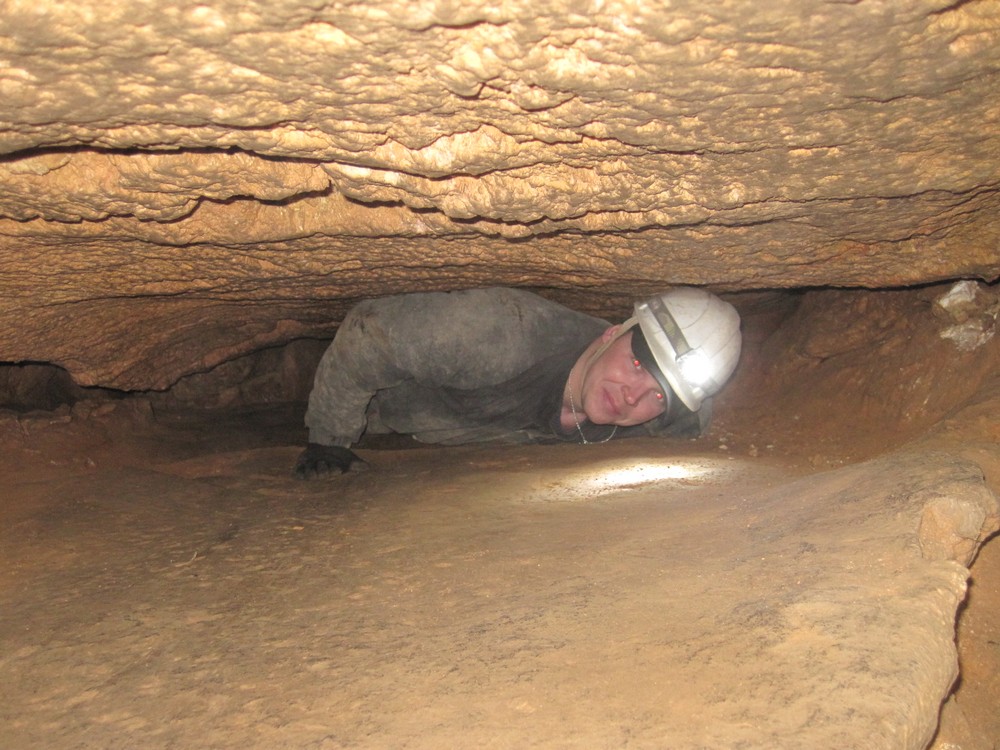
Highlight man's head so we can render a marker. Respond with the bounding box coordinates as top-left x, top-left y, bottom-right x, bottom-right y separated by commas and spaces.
574, 287, 742, 427
628, 287, 742, 412
575, 325, 670, 427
